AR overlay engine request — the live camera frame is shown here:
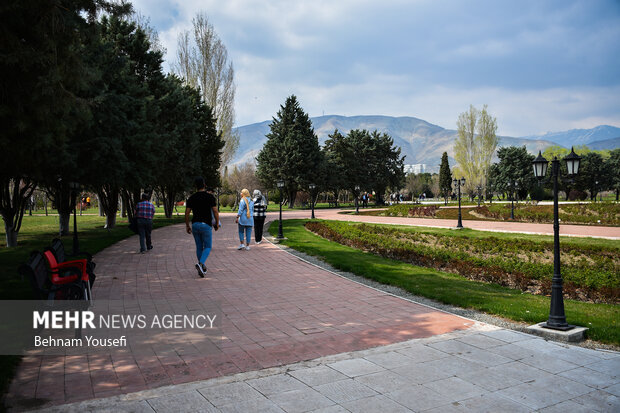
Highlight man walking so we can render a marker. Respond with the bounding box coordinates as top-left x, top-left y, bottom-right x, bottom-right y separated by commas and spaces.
136, 193, 155, 253
185, 177, 219, 277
